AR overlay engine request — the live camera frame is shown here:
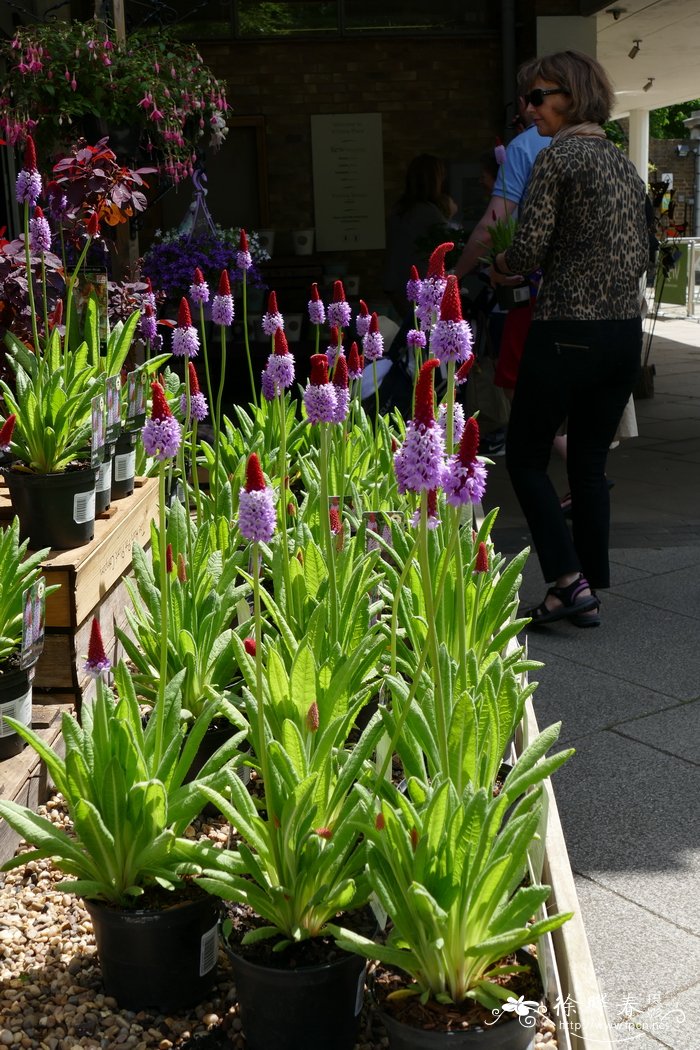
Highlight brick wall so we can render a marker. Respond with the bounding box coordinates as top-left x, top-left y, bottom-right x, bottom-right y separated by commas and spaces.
649, 139, 696, 234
